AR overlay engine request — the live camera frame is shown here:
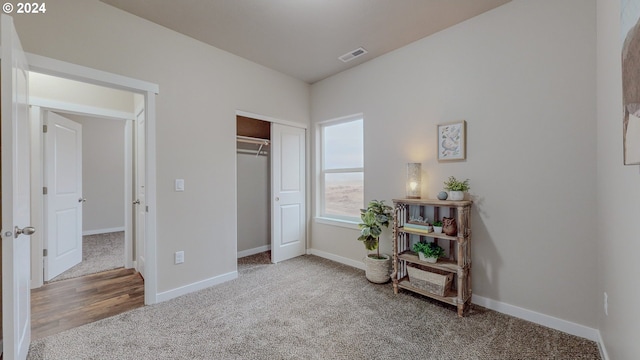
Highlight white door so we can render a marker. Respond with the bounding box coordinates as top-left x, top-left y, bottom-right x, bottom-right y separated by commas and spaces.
44, 111, 83, 280
1, 14, 32, 360
135, 109, 146, 277
270, 124, 306, 263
